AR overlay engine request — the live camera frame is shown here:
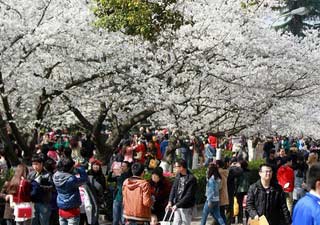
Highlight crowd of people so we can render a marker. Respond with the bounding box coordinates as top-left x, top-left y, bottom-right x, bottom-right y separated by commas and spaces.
0, 127, 319, 225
